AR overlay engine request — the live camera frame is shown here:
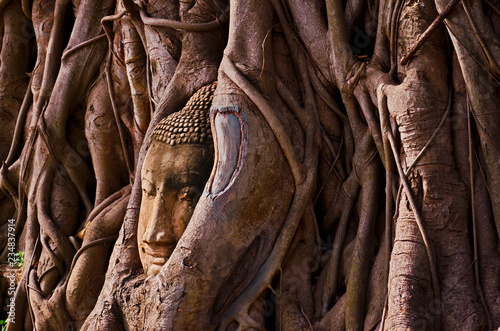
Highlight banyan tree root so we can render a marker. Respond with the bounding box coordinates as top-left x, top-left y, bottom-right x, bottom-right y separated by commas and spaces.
0, 0, 499, 330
